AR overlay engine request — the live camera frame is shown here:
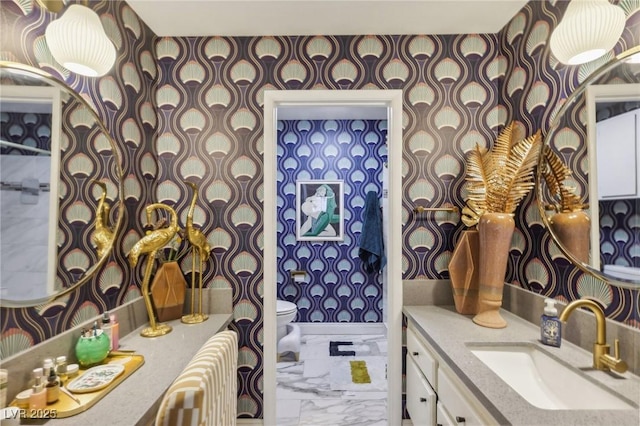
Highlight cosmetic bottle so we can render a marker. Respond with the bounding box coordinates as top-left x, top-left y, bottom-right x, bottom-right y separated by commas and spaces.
540, 298, 561, 347
55, 356, 68, 384
110, 313, 119, 350
102, 312, 113, 350
45, 365, 60, 404
29, 369, 46, 410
